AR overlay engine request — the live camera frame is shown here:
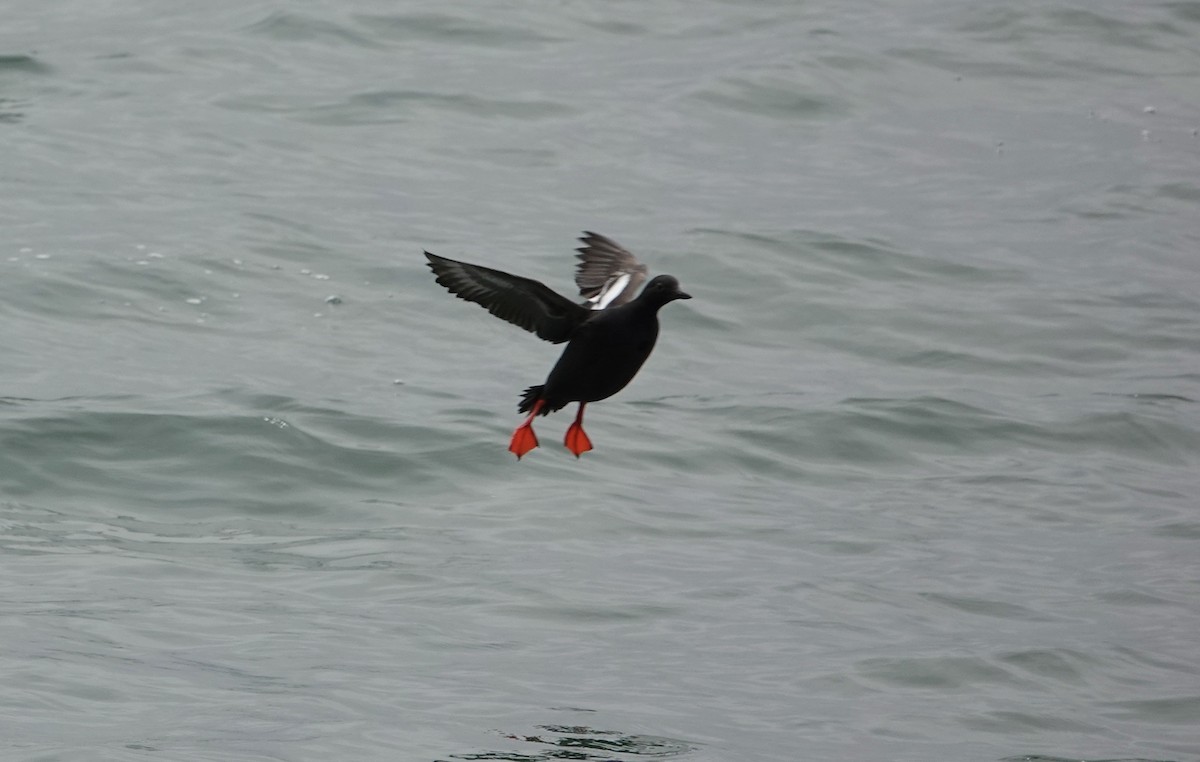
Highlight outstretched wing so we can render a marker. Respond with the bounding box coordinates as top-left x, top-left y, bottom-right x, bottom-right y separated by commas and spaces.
574, 231, 650, 310
425, 252, 589, 344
